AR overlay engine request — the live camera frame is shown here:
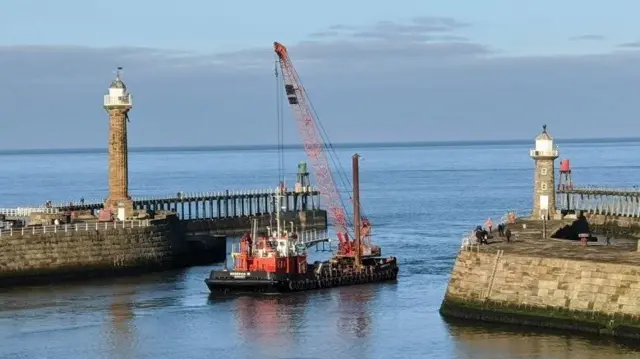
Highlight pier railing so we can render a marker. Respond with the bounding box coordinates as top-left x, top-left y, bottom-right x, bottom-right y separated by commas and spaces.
0, 220, 151, 237
0, 187, 320, 221
298, 229, 330, 246
500, 209, 528, 223
0, 207, 59, 217
557, 186, 640, 197
557, 186, 640, 217
529, 149, 559, 157
104, 94, 132, 106
132, 187, 317, 202
31, 187, 318, 209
